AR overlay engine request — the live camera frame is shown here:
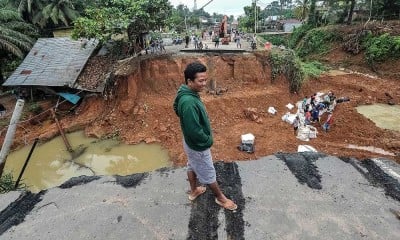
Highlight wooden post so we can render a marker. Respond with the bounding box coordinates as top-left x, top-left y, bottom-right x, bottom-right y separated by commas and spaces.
0, 99, 25, 178
15, 138, 39, 189
51, 109, 73, 153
